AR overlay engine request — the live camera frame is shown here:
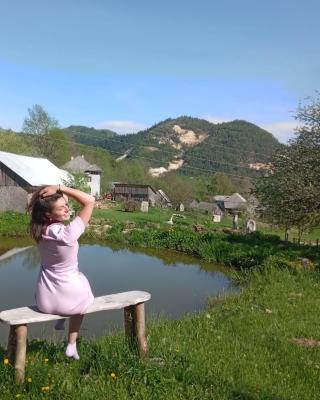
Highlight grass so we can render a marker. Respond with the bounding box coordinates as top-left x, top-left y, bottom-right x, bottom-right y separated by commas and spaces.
93, 205, 320, 243
258, 224, 320, 243
1, 206, 319, 244
93, 206, 212, 228
2, 267, 320, 399
1, 208, 320, 397
86, 222, 320, 270
0, 212, 29, 237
